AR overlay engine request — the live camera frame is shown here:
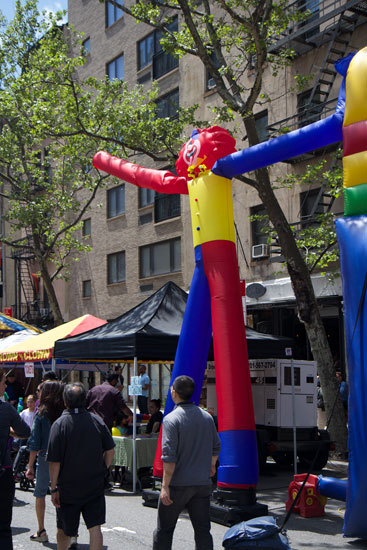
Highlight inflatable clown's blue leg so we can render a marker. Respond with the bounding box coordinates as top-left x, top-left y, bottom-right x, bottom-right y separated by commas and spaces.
153, 245, 212, 476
